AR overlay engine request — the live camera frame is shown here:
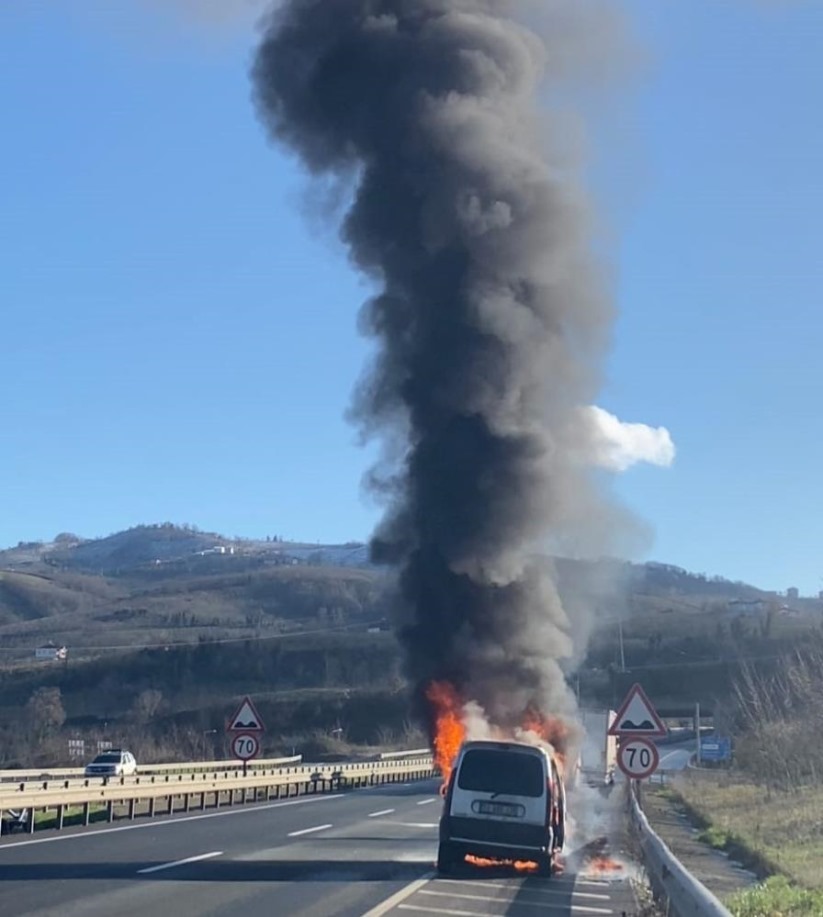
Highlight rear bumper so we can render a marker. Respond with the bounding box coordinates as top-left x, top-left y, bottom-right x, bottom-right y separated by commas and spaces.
441, 816, 551, 858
